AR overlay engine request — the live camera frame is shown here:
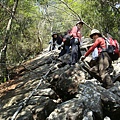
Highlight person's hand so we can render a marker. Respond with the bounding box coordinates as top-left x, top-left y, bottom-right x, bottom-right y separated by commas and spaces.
74, 38, 79, 44
81, 56, 86, 61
